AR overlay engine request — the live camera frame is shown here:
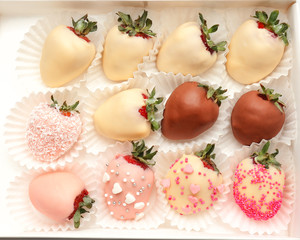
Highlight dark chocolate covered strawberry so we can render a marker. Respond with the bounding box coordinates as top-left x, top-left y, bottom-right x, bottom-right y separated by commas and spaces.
231, 84, 285, 145
161, 81, 227, 140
